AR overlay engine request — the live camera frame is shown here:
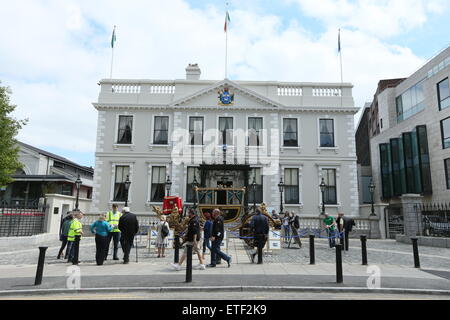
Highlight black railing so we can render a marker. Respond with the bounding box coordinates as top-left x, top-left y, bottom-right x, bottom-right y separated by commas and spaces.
420, 203, 450, 238
0, 204, 46, 237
